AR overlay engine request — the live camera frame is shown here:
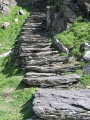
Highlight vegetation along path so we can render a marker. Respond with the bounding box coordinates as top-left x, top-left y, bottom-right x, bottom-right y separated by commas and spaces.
15, 0, 90, 120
